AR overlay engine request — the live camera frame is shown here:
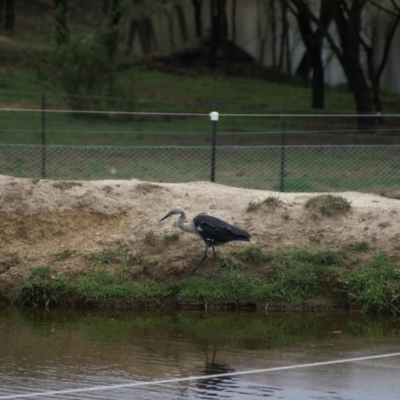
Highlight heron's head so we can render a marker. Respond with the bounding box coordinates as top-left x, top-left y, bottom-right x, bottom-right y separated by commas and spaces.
159, 206, 186, 222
